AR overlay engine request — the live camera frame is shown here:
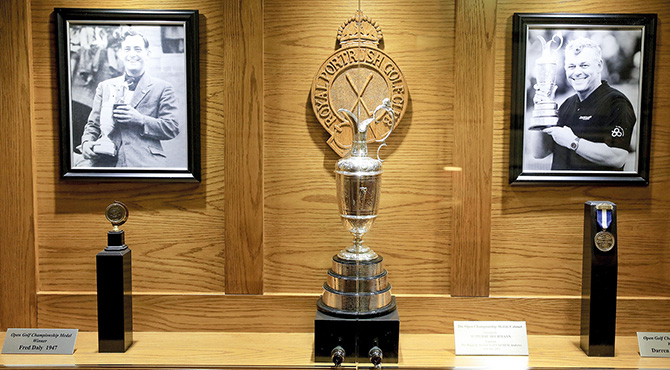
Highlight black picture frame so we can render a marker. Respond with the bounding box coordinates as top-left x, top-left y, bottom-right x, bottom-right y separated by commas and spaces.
509, 13, 656, 185
55, 8, 200, 181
